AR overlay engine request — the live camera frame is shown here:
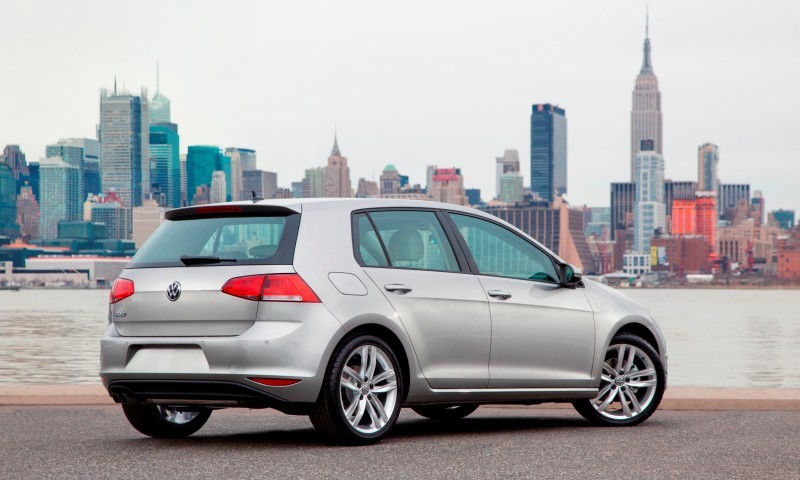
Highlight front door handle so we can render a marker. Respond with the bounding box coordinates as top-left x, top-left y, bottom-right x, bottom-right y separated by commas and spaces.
384, 284, 412, 295
487, 290, 512, 300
